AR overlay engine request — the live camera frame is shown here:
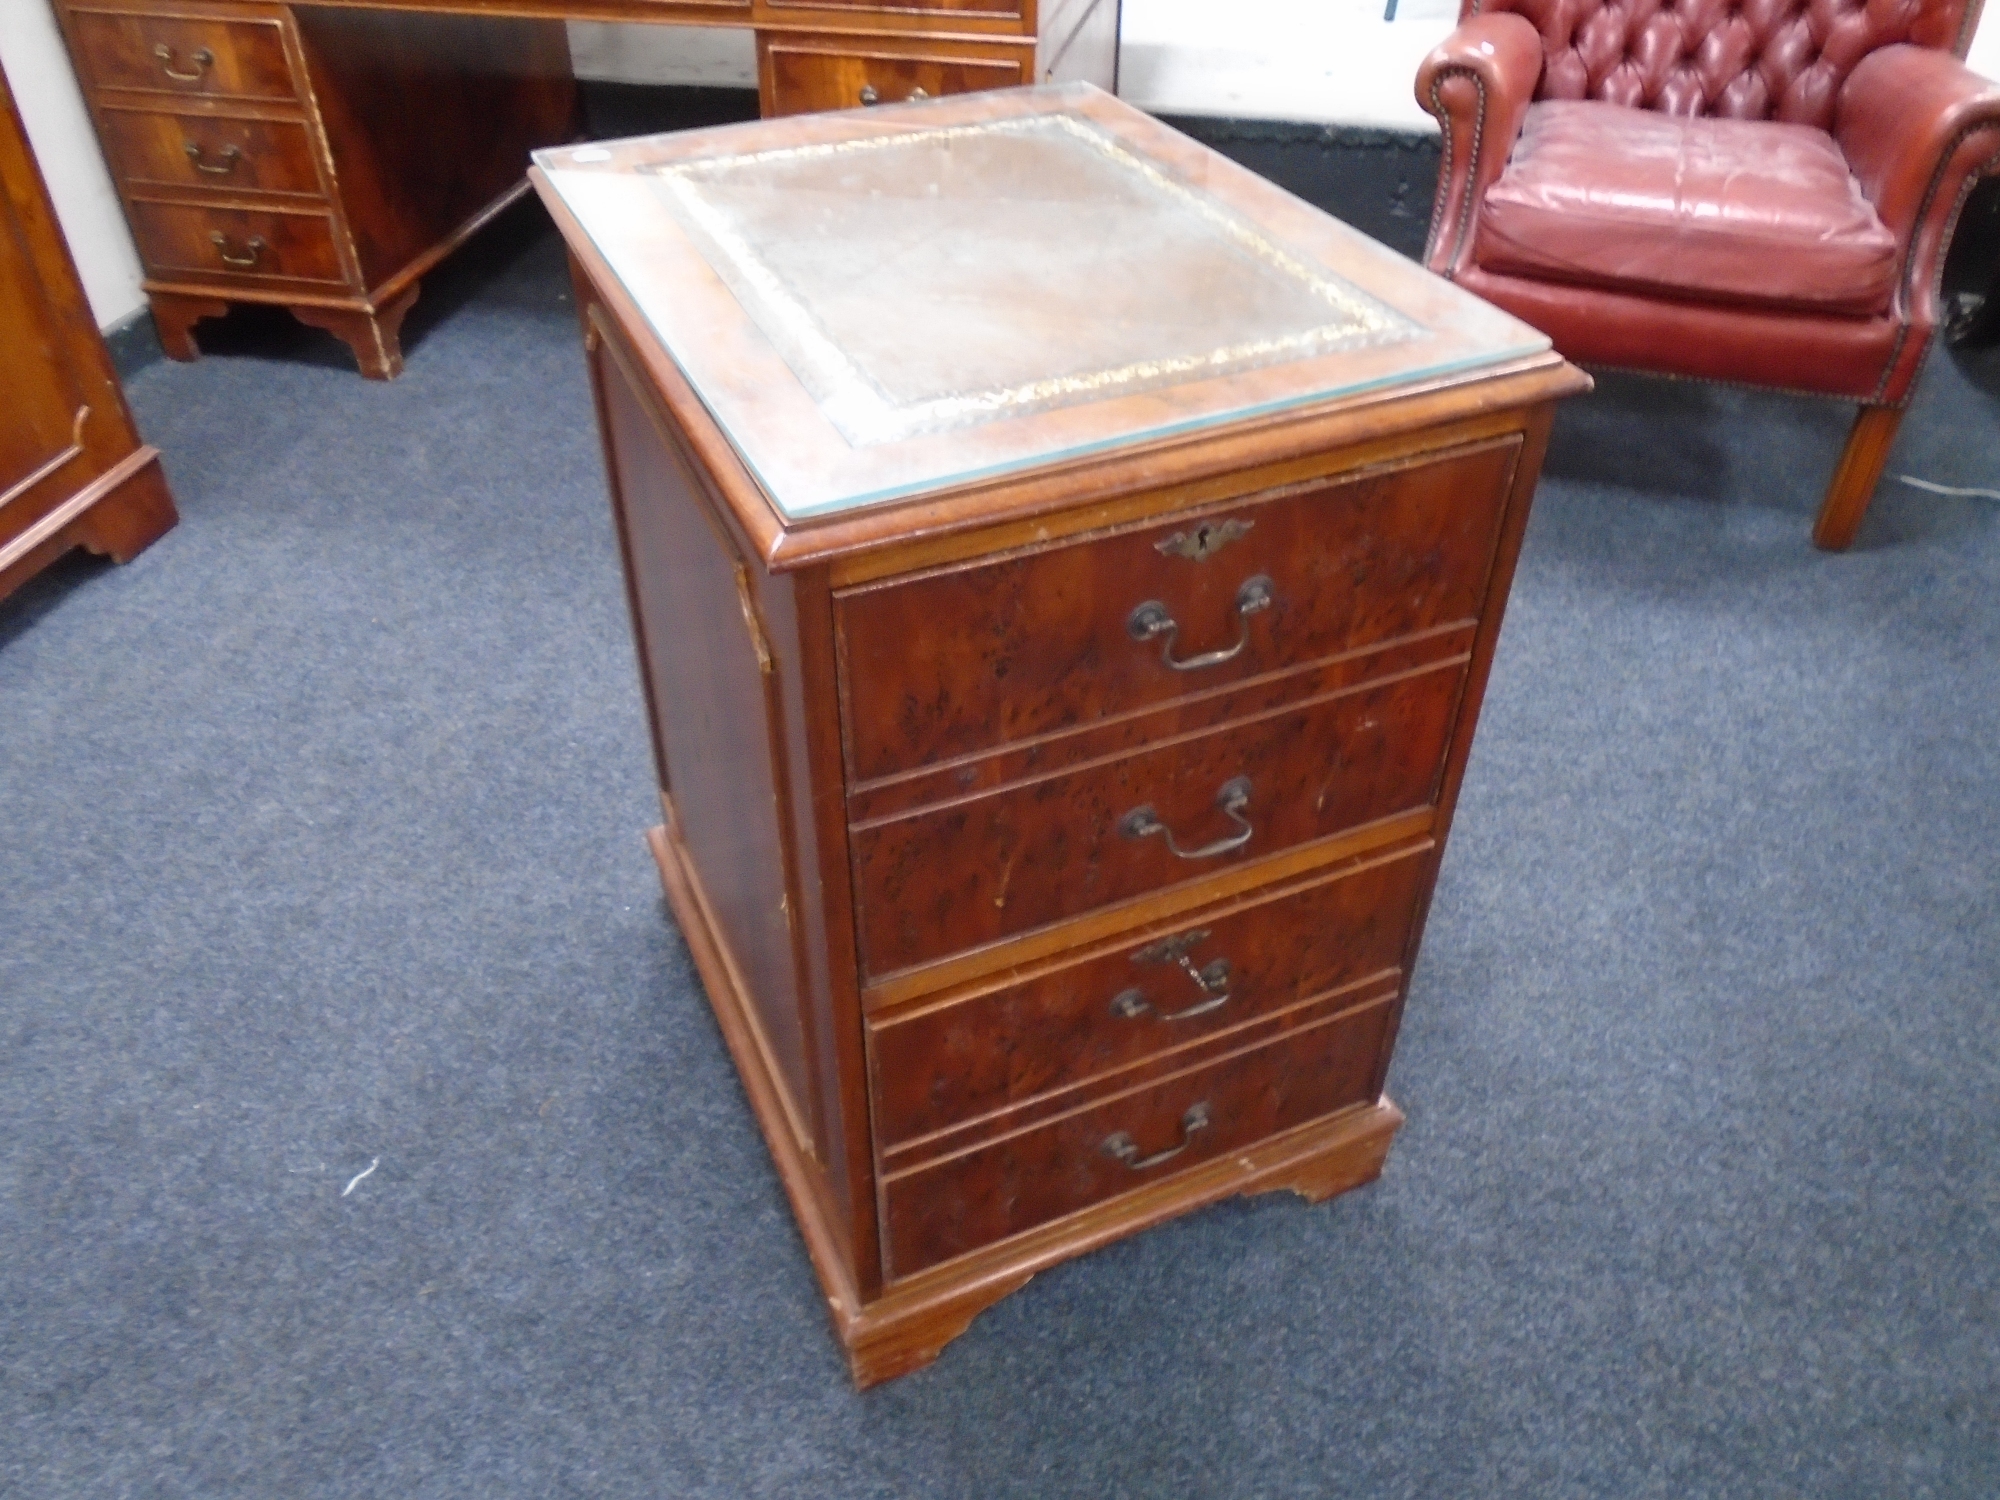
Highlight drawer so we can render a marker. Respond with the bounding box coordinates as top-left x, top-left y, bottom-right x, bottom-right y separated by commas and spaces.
837, 438, 1521, 783
765, 45, 1025, 117
851, 654, 1463, 978
97, 107, 322, 196
881, 991, 1395, 1278
868, 839, 1430, 1152
767, 0, 1023, 20
68, 9, 298, 101
126, 198, 347, 285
